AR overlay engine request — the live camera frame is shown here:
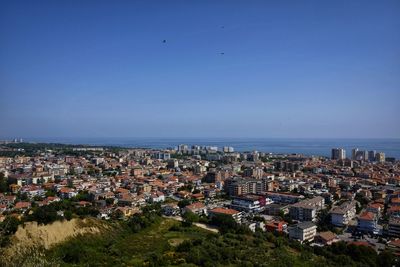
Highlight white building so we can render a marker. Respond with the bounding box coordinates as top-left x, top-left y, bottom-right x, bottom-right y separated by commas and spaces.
149, 191, 165, 203
330, 201, 356, 226
289, 222, 317, 243
289, 196, 325, 222
223, 146, 234, 153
